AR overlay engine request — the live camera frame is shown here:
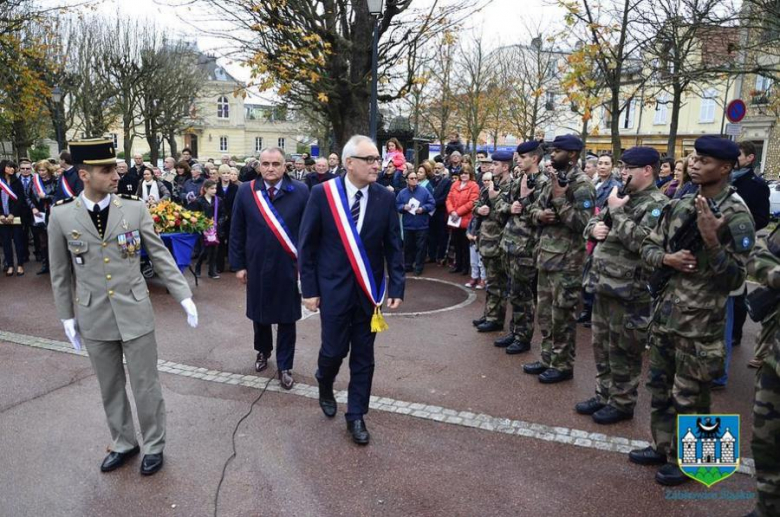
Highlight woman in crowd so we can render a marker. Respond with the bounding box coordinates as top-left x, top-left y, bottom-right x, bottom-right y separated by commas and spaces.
445, 163, 479, 275
205, 162, 219, 182
417, 162, 434, 194
182, 163, 205, 208
673, 157, 696, 199
137, 168, 171, 204
216, 164, 238, 273
28, 160, 57, 274
383, 137, 406, 170
465, 170, 490, 289
594, 154, 621, 209
173, 160, 191, 202
192, 179, 225, 279
659, 157, 678, 197
396, 170, 435, 276
229, 167, 242, 186
0, 160, 25, 276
